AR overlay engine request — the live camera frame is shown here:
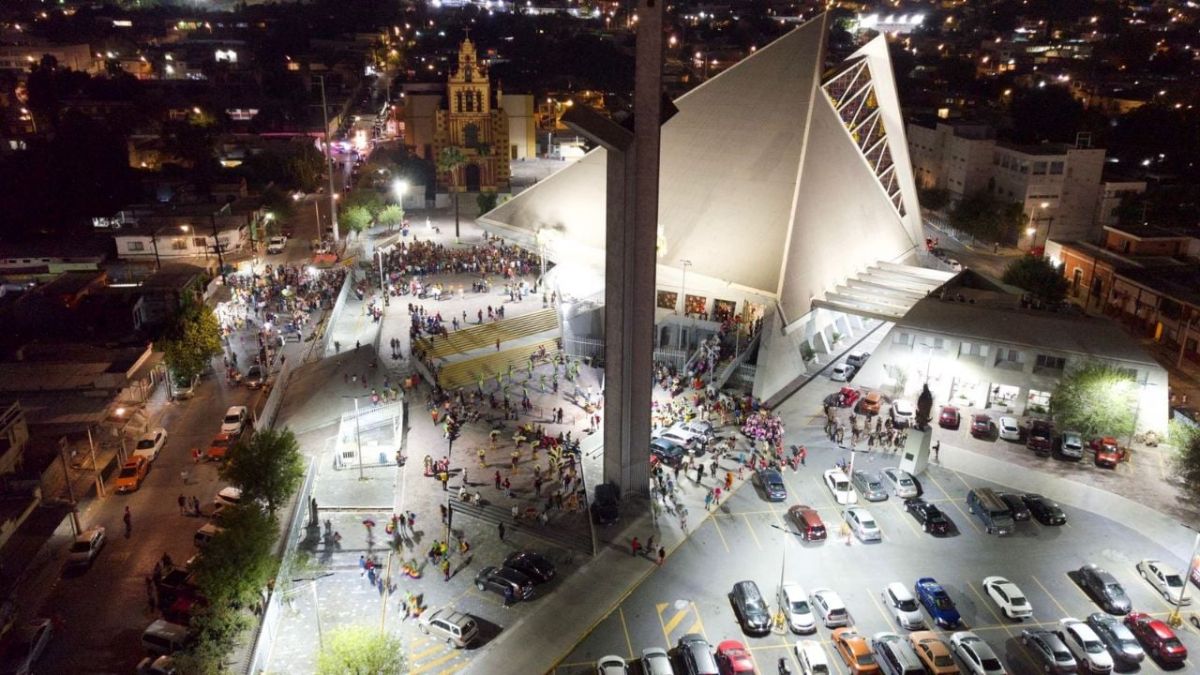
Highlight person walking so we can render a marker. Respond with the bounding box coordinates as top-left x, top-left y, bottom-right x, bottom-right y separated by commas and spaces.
123, 506, 132, 537
177, 494, 186, 515
657, 546, 666, 566
503, 586, 514, 609
498, 522, 506, 541
630, 537, 641, 557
